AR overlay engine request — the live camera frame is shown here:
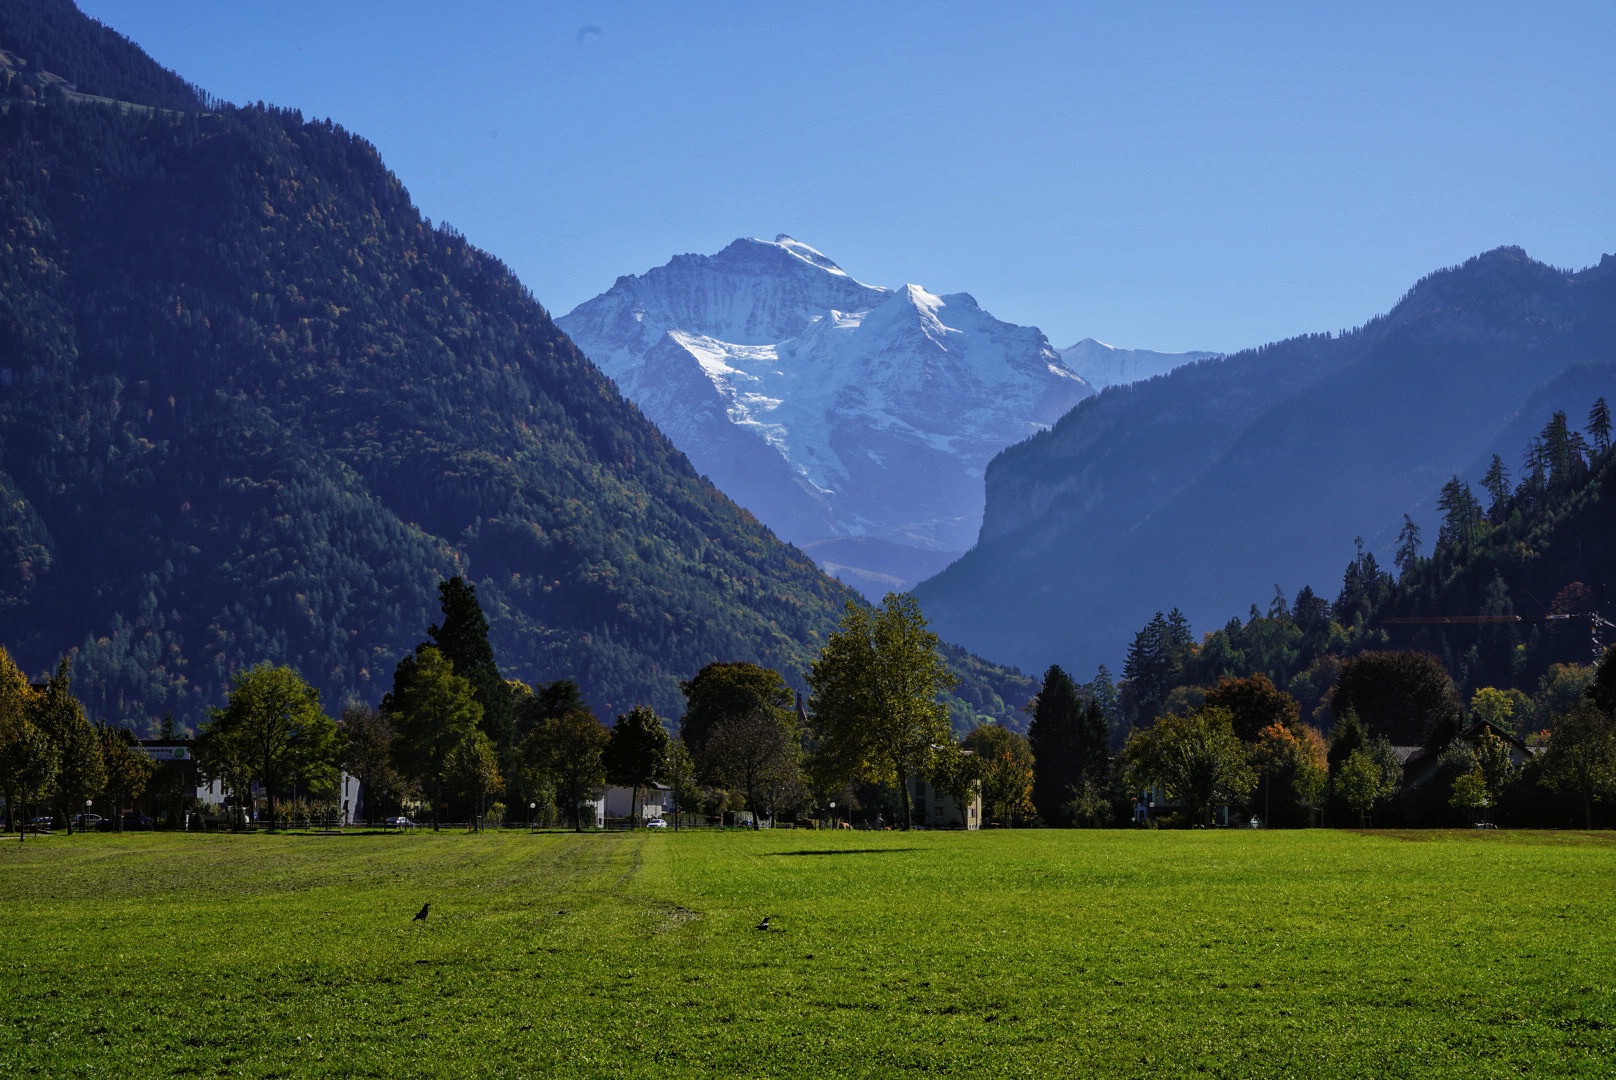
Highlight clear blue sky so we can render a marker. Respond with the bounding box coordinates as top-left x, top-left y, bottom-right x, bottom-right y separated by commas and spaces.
76, 1, 1616, 354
